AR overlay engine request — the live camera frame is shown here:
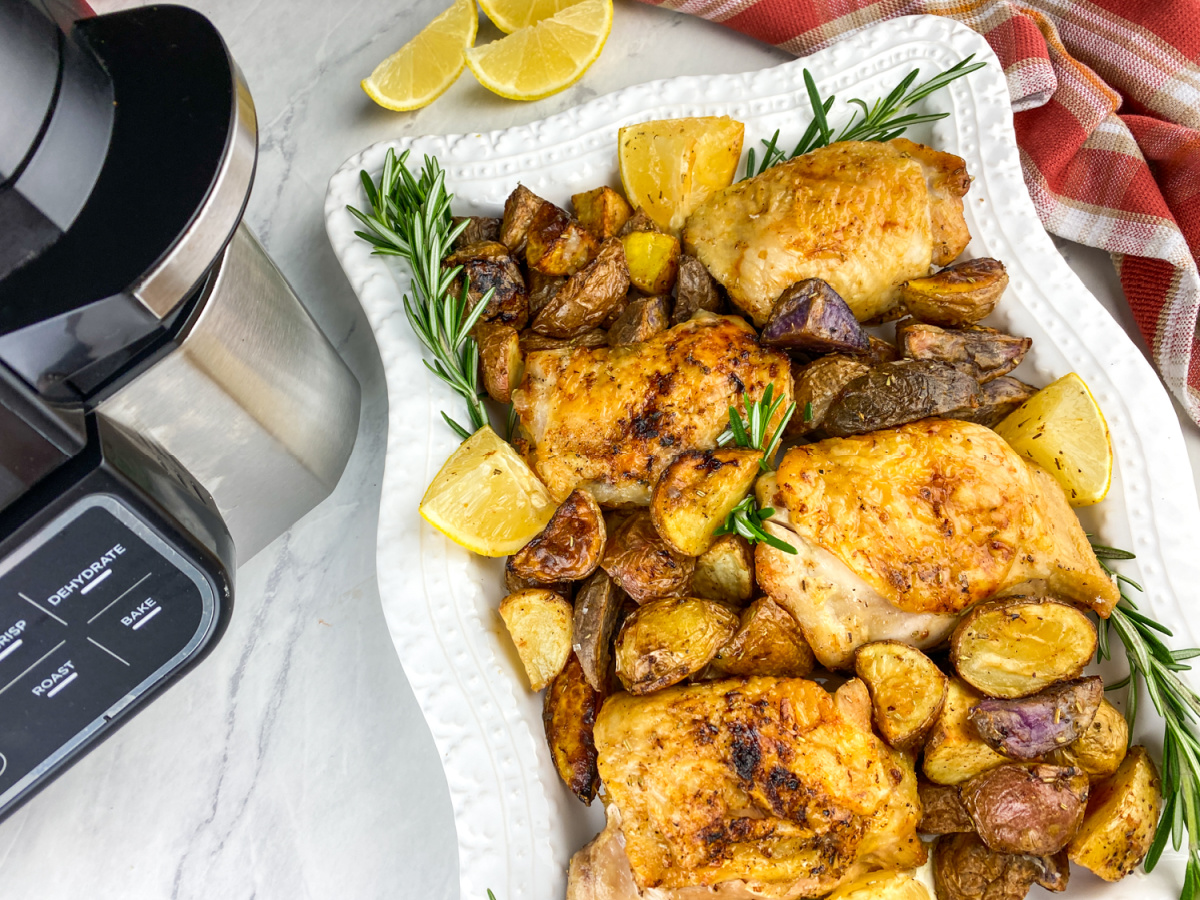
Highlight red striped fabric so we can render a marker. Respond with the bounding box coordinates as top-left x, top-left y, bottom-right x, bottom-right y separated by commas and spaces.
638, 0, 1200, 423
